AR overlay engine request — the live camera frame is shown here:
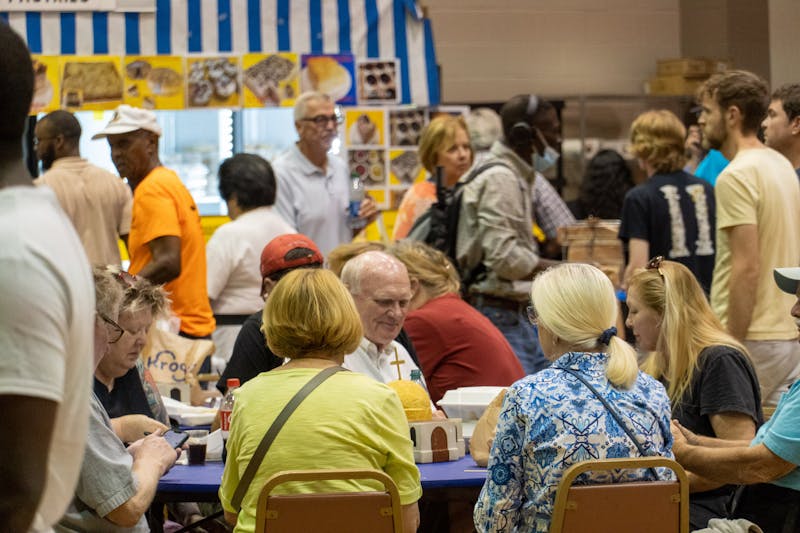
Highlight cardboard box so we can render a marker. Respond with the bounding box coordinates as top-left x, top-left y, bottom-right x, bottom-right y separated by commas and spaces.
656, 58, 731, 78
646, 75, 708, 96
